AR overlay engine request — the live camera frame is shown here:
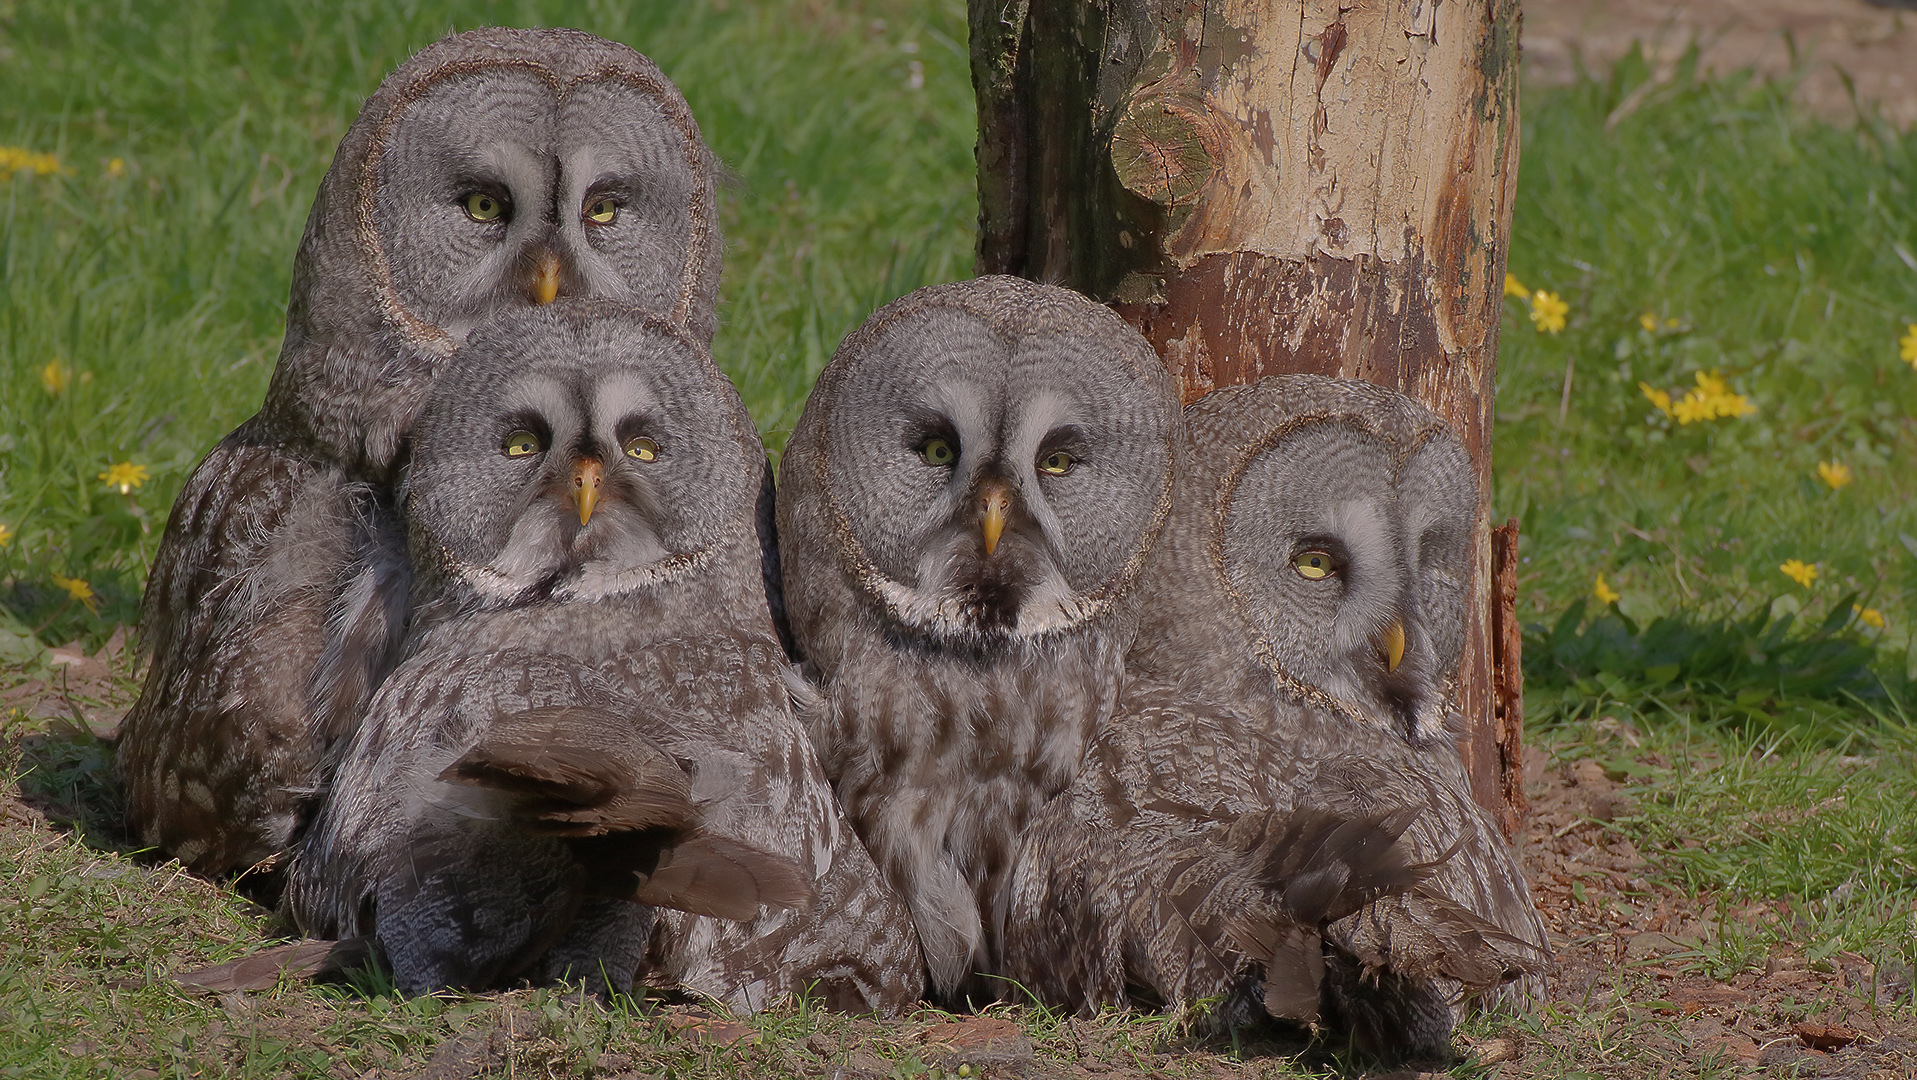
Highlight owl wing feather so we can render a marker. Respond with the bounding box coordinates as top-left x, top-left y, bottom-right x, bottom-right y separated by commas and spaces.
120, 430, 390, 881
